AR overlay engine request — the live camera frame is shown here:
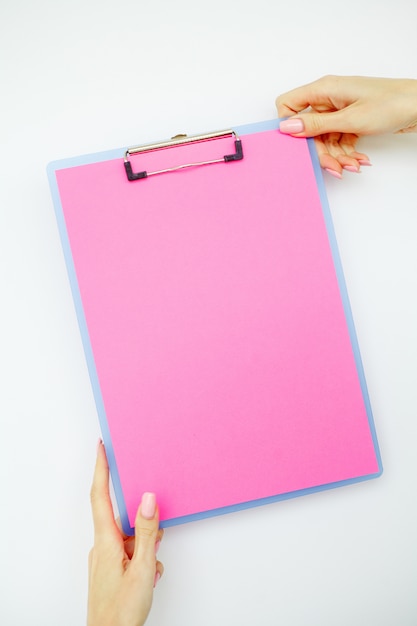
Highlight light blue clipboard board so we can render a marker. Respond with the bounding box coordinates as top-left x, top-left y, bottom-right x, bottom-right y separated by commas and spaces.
48, 119, 382, 533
